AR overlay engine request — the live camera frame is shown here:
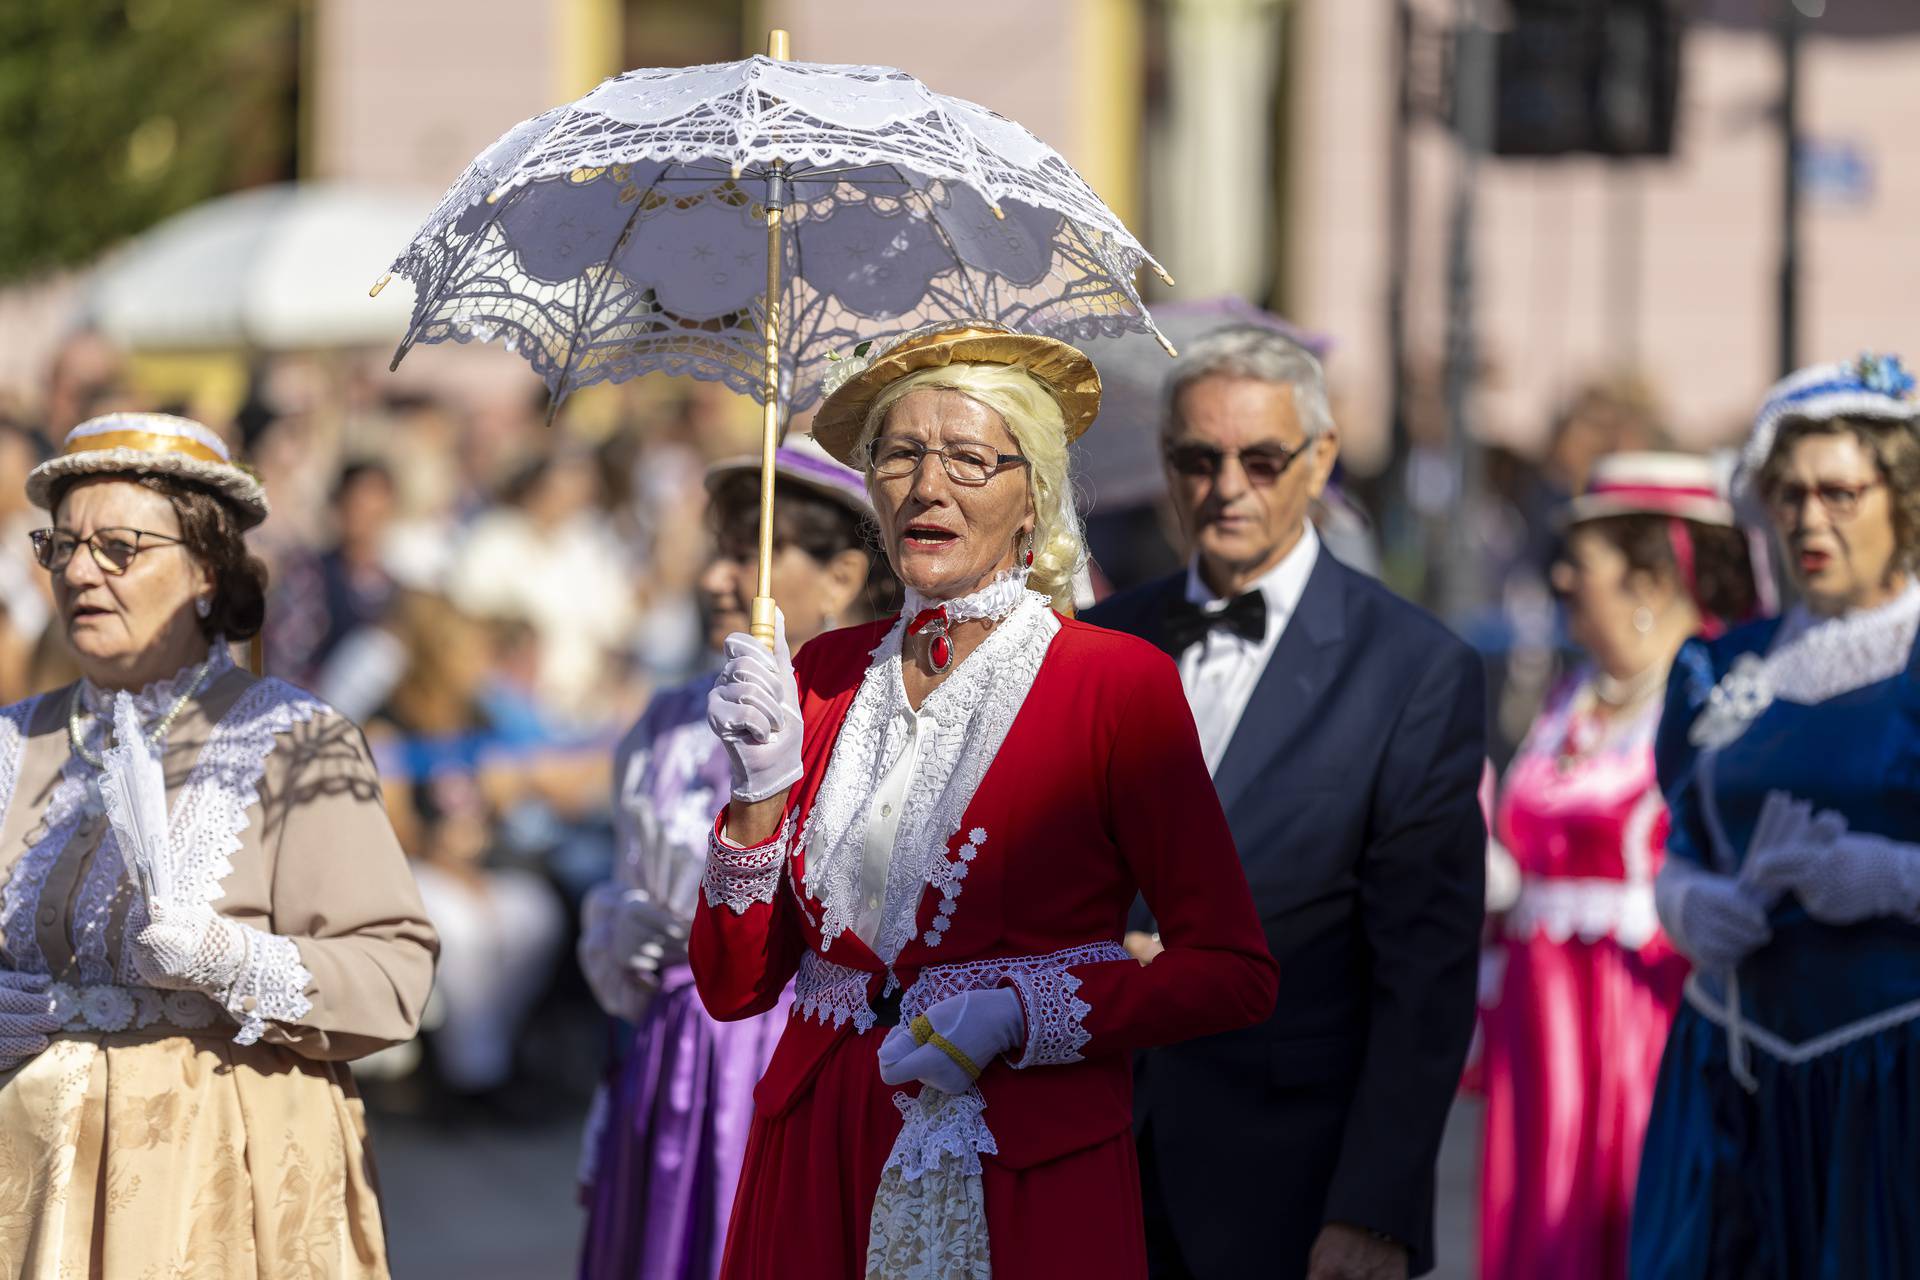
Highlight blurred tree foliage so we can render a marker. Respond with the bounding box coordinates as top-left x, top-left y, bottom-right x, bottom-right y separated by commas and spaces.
0, 0, 298, 282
